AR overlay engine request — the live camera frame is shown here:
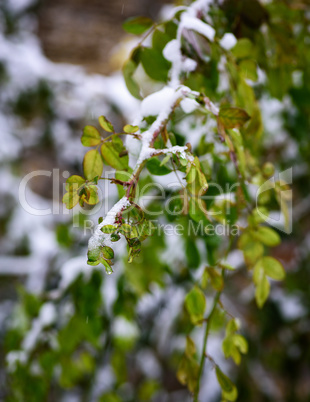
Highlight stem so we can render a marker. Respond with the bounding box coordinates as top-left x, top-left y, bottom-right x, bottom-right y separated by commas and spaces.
194, 290, 222, 402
